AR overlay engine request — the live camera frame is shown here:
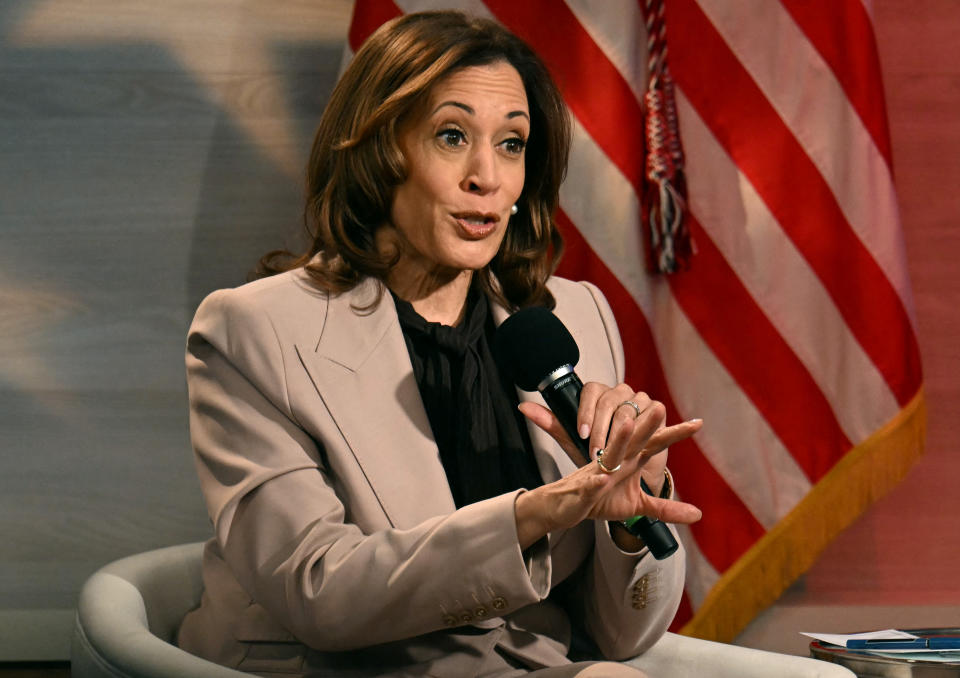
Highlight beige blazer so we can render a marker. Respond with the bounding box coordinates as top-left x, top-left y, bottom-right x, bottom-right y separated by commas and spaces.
178, 269, 684, 677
